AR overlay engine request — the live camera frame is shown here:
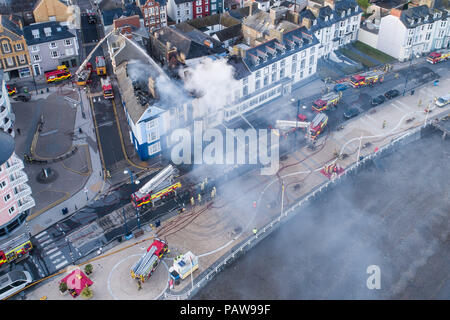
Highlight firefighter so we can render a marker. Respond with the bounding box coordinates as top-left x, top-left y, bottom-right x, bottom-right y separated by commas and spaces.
198, 193, 202, 204
190, 196, 195, 206
253, 228, 258, 235
211, 186, 216, 199
137, 279, 142, 290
